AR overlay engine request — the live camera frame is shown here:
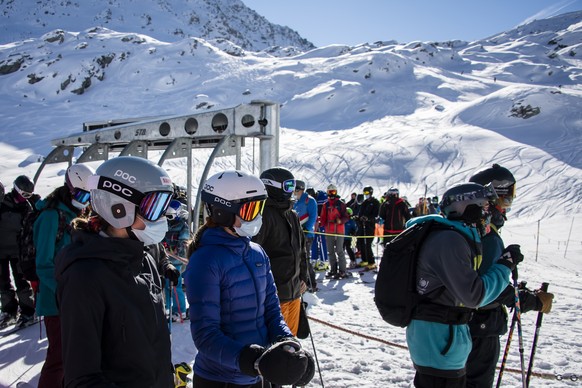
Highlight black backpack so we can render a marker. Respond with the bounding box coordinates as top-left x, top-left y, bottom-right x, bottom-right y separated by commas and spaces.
374, 219, 444, 327
18, 208, 69, 282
